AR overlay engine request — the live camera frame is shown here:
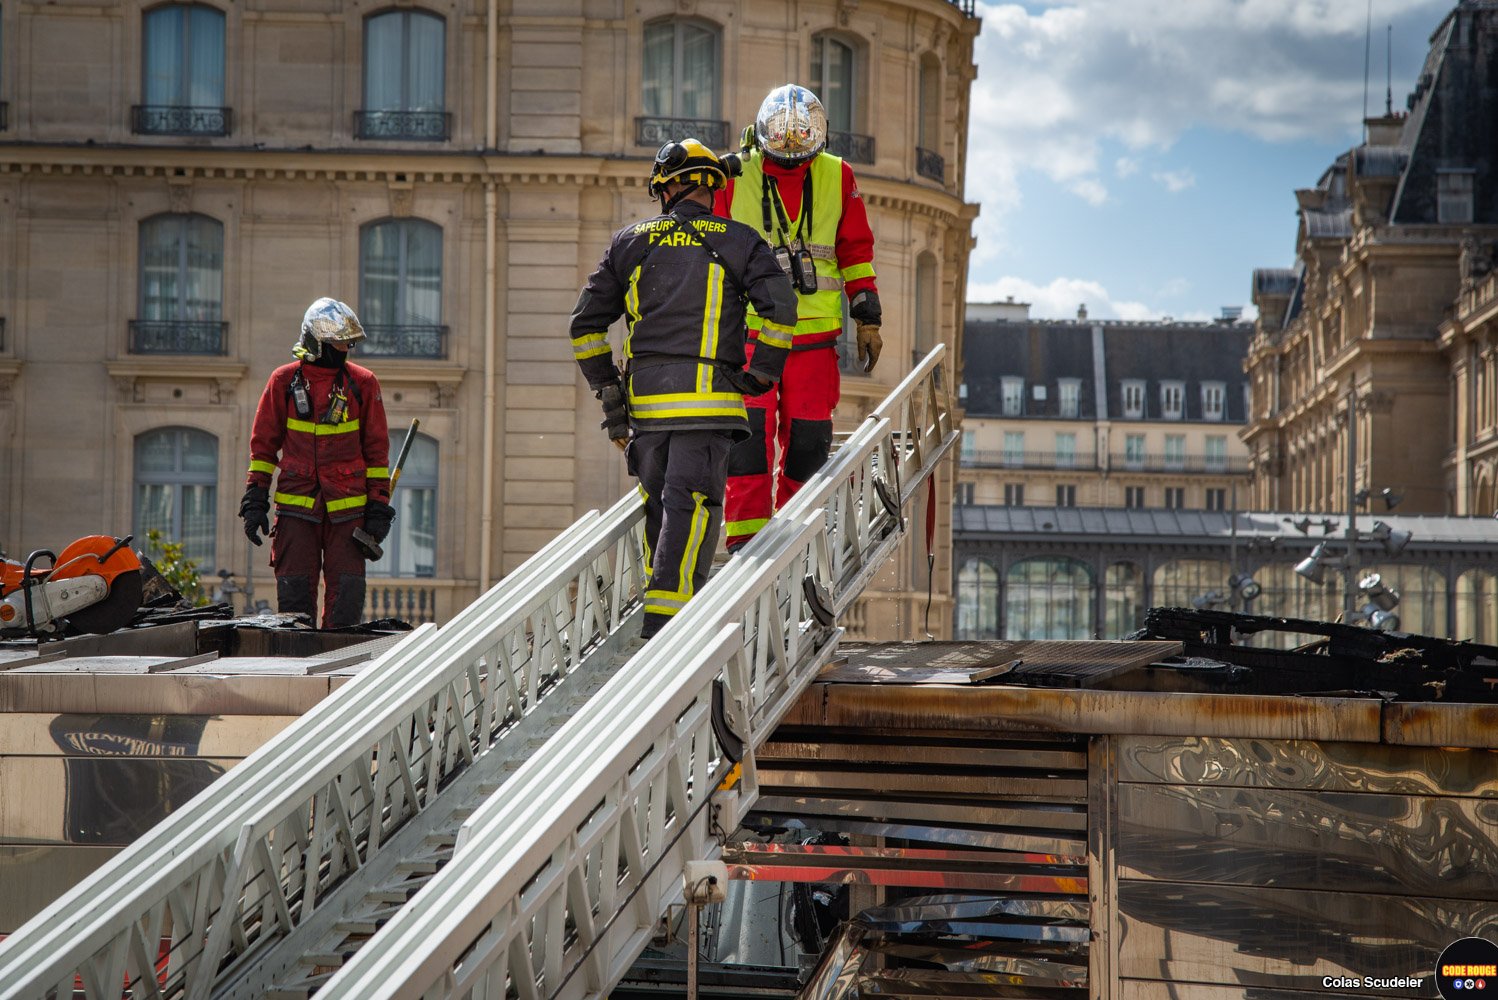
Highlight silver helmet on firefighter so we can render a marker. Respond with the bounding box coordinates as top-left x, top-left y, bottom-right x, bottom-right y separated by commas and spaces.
754, 84, 828, 166
296, 297, 365, 361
